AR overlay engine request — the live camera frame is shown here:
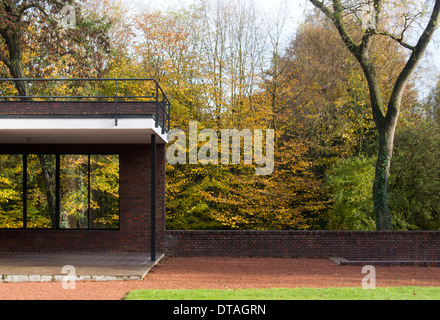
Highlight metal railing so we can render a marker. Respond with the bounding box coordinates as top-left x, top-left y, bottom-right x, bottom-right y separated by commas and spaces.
0, 78, 171, 133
